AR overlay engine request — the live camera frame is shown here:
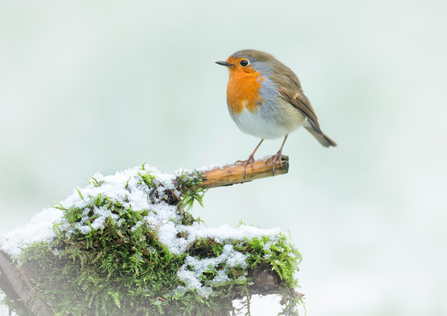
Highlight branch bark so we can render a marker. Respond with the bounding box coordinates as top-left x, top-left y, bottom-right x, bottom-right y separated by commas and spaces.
0, 250, 52, 315
192, 155, 289, 190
